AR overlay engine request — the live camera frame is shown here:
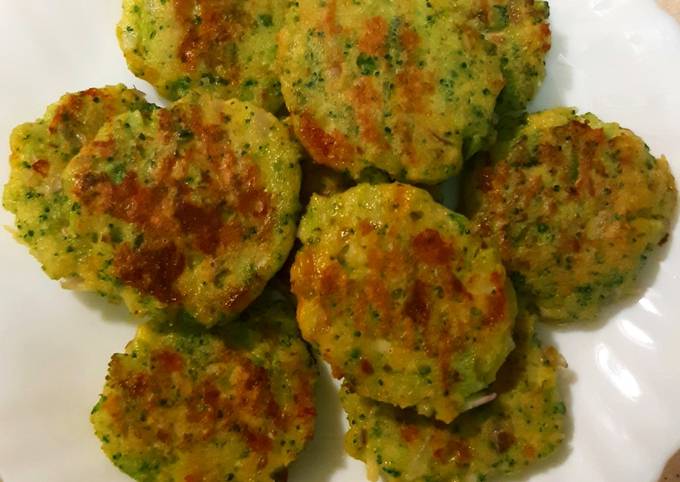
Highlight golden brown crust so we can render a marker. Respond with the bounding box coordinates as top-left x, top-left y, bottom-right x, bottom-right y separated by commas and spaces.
91, 289, 318, 482
119, 0, 286, 110
463, 108, 677, 322
2, 85, 150, 281
278, 0, 505, 183
292, 183, 516, 423
342, 311, 567, 482
62, 95, 301, 325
